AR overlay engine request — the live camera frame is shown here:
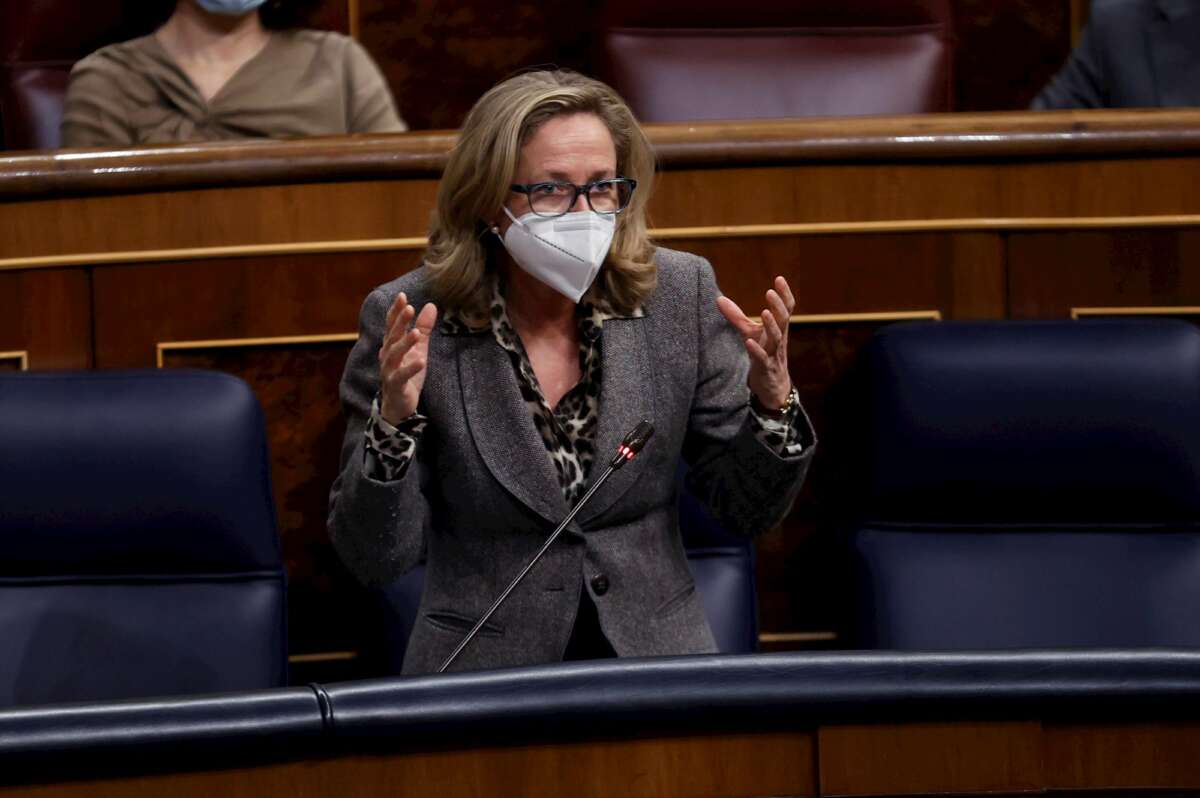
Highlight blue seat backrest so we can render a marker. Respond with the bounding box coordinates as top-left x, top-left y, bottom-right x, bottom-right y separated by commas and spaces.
848, 320, 1200, 649
377, 462, 758, 668
0, 370, 287, 706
